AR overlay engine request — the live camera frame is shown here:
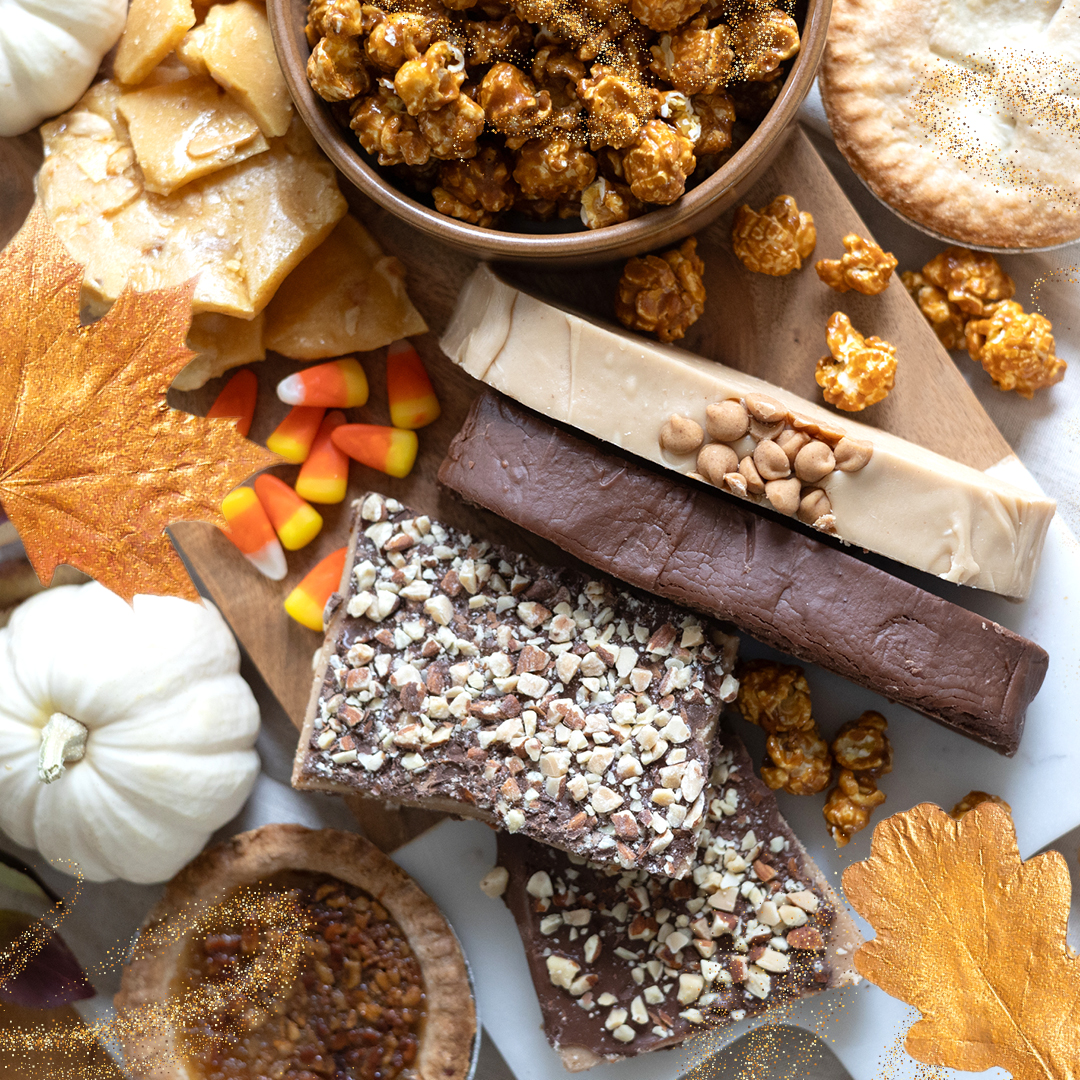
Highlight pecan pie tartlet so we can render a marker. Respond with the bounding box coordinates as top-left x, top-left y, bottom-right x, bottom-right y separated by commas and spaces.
116, 824, 476, 1080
